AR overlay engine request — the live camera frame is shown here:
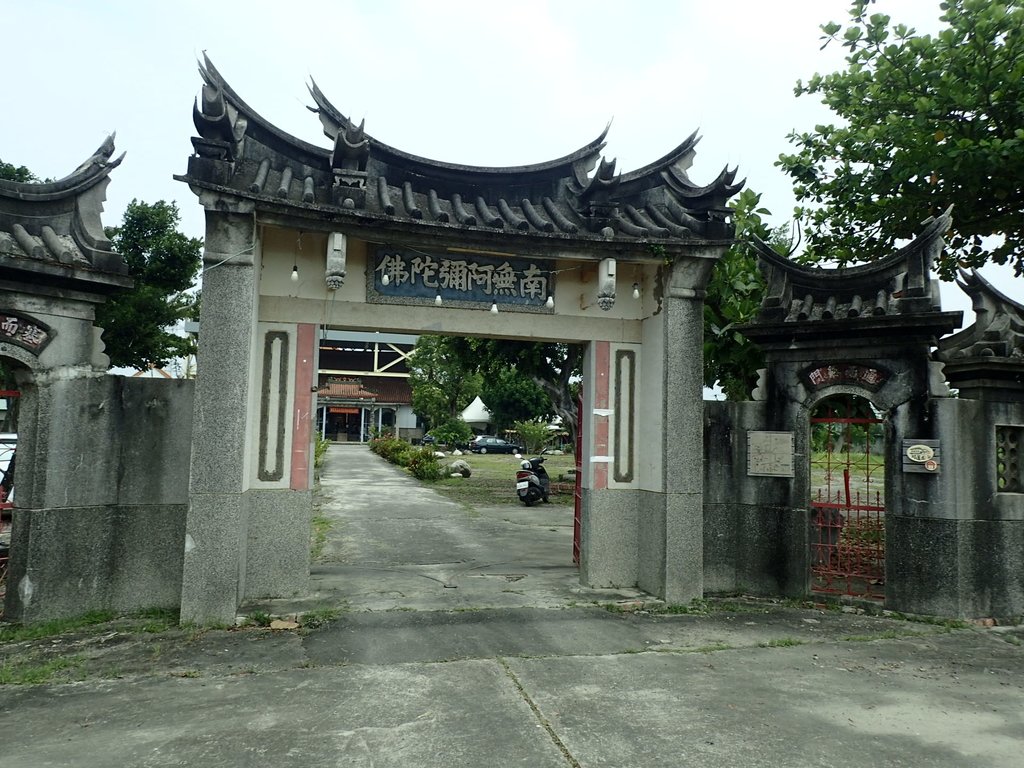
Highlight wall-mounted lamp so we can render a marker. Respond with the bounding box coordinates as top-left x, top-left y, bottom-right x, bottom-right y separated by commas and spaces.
435, 293, 443, 306
381, 272, 391, 286
545, 295, 555, 309
632, 282, 640, 300
291, 231, 301, 282
490, 302, 499, 314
